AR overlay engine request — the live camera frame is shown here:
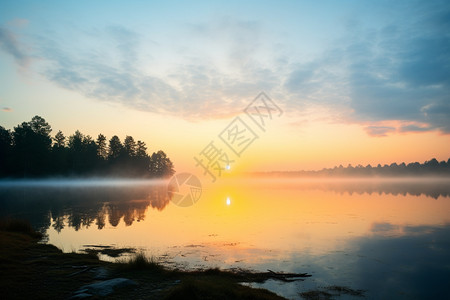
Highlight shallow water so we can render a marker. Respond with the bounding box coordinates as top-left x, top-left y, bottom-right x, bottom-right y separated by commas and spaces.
1, 177, 449, 299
